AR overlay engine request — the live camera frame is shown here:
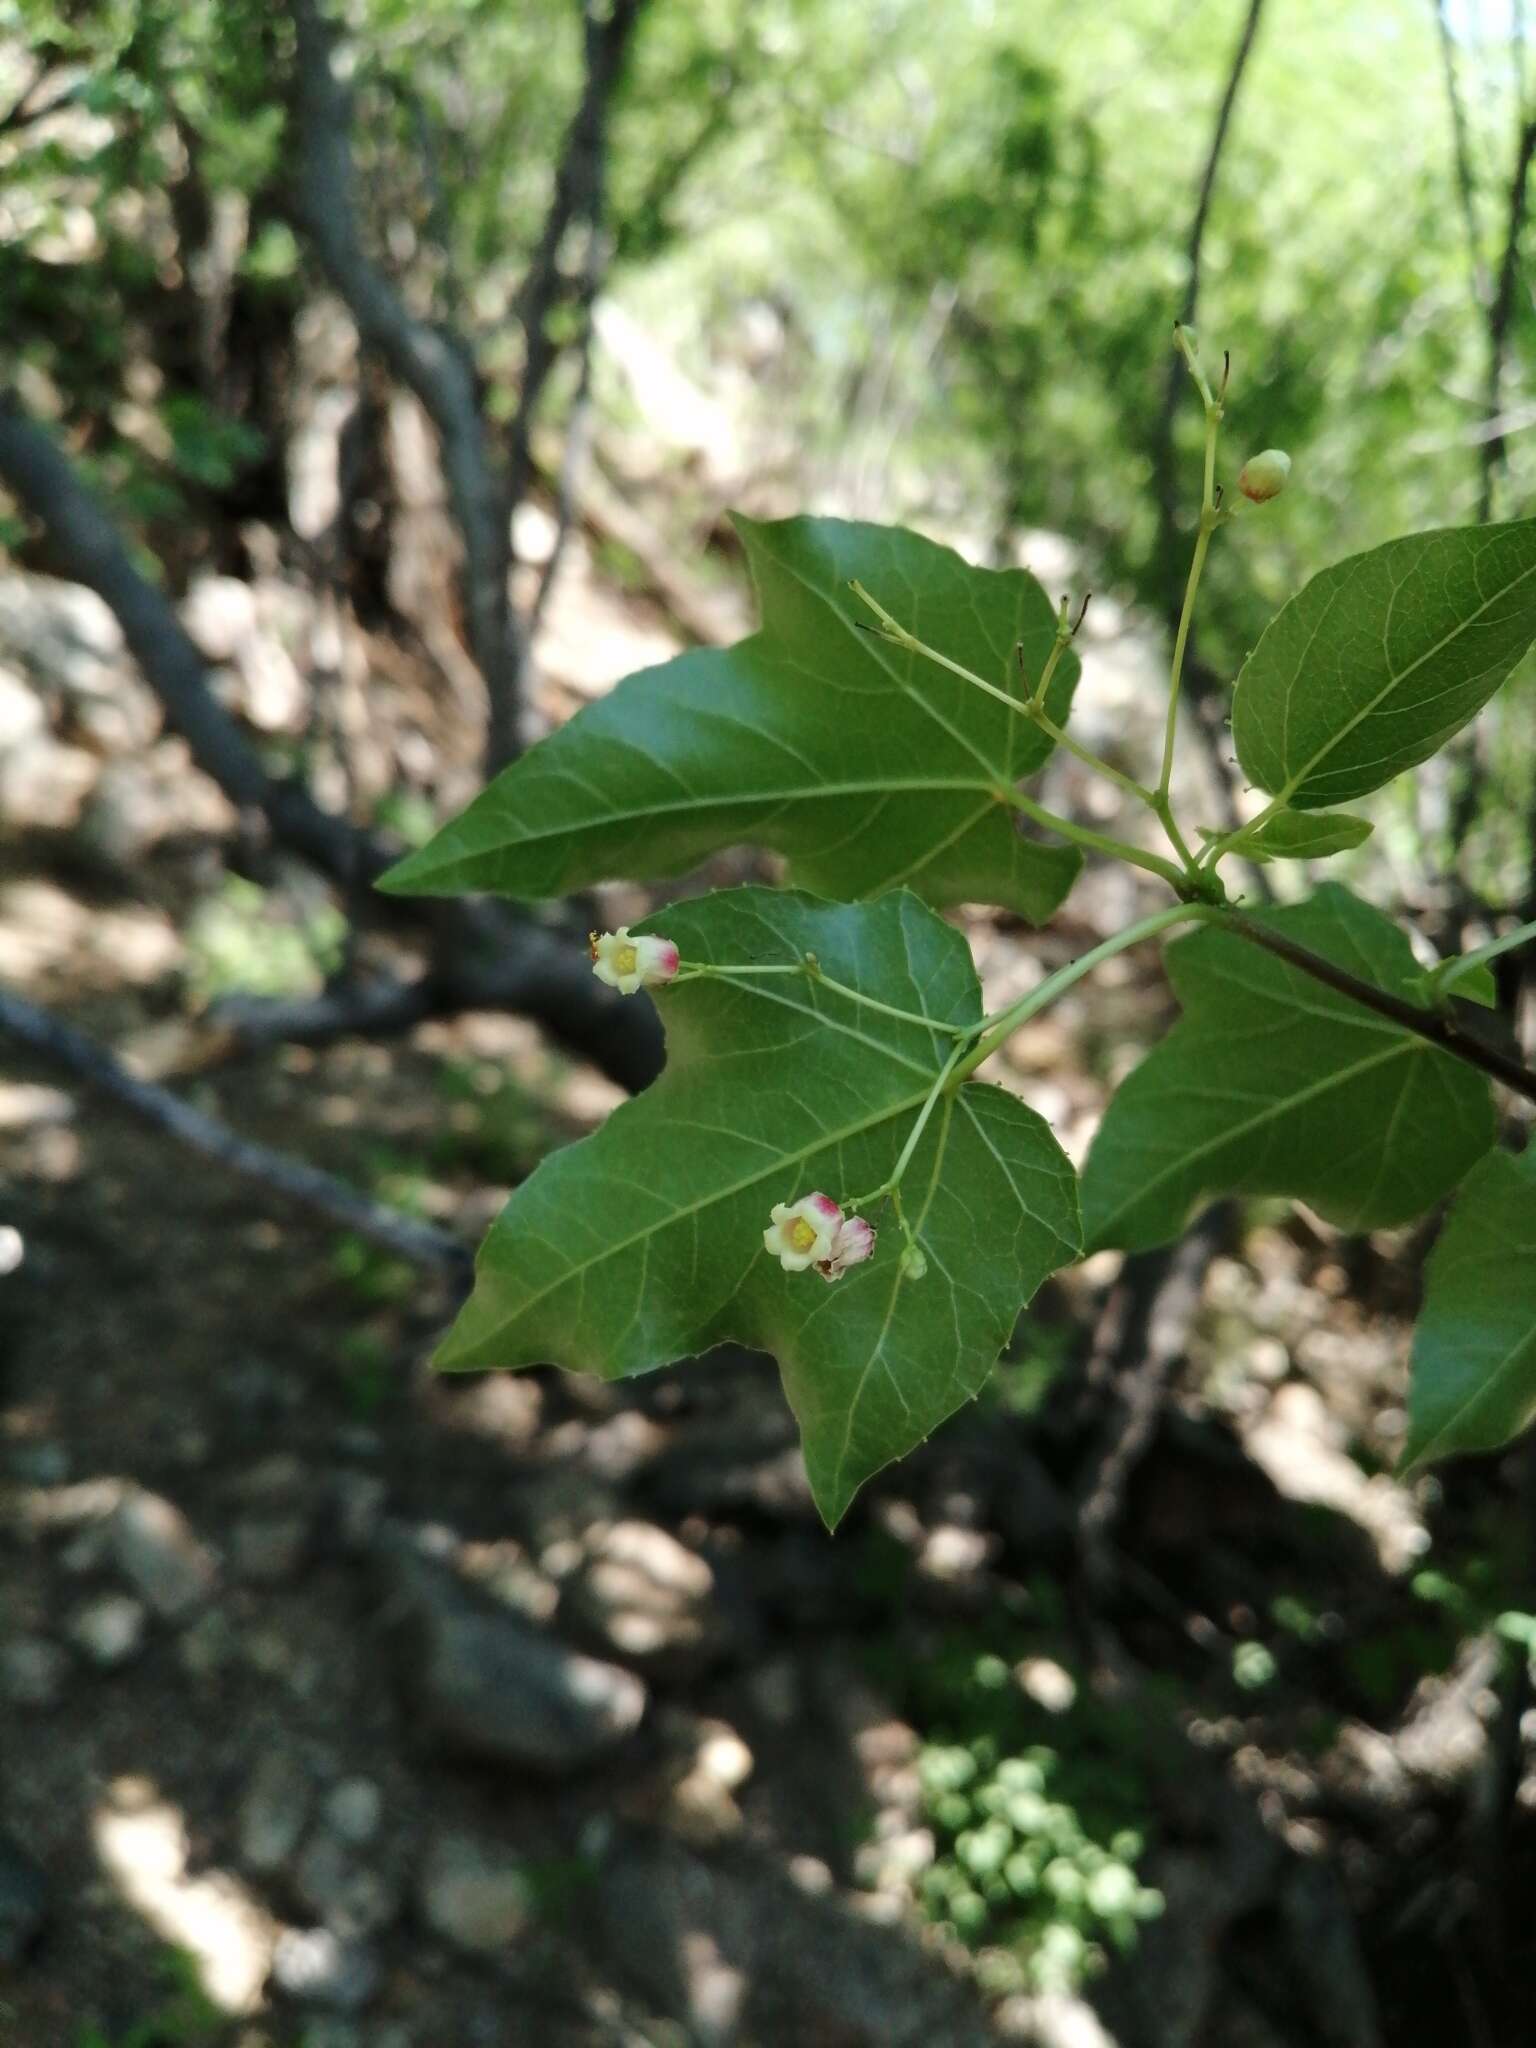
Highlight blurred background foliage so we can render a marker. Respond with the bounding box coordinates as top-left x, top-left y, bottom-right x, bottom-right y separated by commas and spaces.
6, 0, 1531, 592
7, 0, 1536, 891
